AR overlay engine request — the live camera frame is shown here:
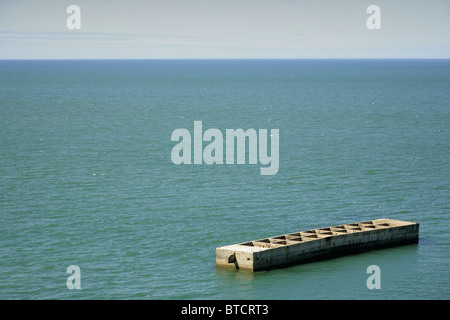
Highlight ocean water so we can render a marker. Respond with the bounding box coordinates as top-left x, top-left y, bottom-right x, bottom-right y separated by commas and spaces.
0, 59, 448, 300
